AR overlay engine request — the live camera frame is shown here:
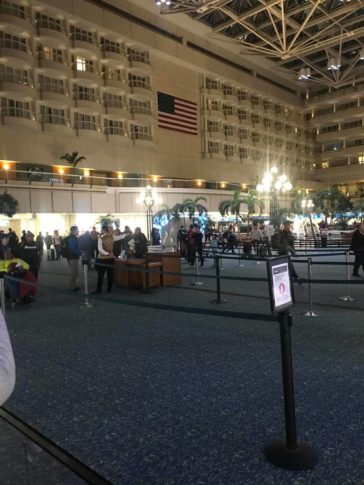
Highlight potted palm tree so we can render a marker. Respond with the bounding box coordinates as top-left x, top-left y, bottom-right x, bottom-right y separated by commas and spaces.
60, 151, 86, 185
313, 188, 352, 224
219, 189, 245, 224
